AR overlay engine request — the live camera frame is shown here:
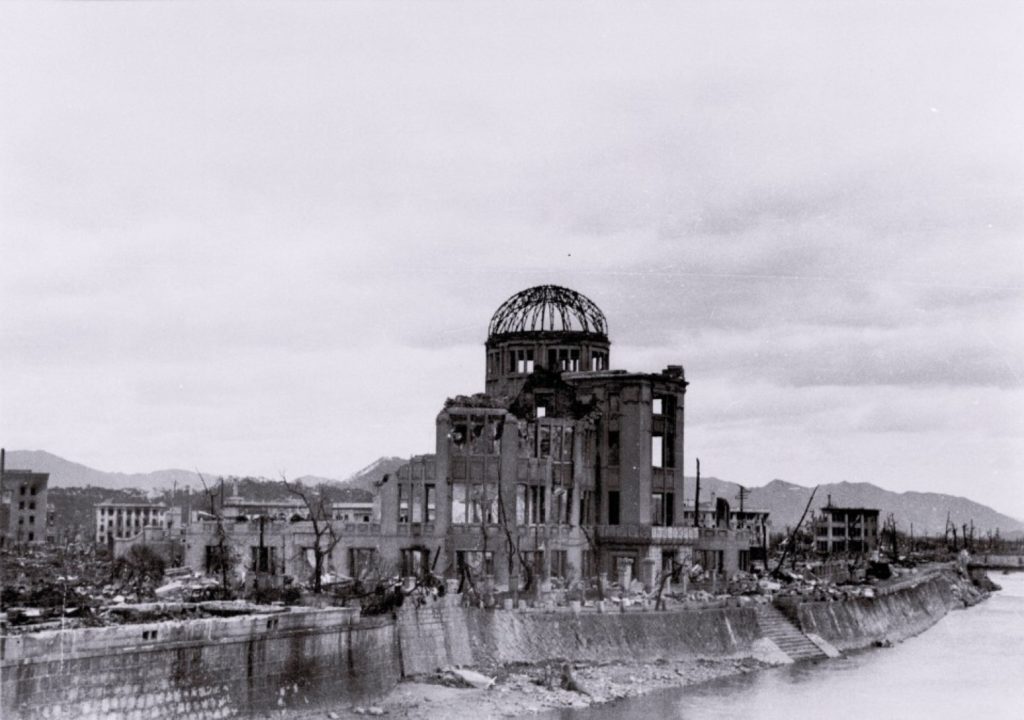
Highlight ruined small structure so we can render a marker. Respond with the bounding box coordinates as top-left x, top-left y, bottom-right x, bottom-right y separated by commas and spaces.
0, 461, 49, 546
814, 501, 880, 555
